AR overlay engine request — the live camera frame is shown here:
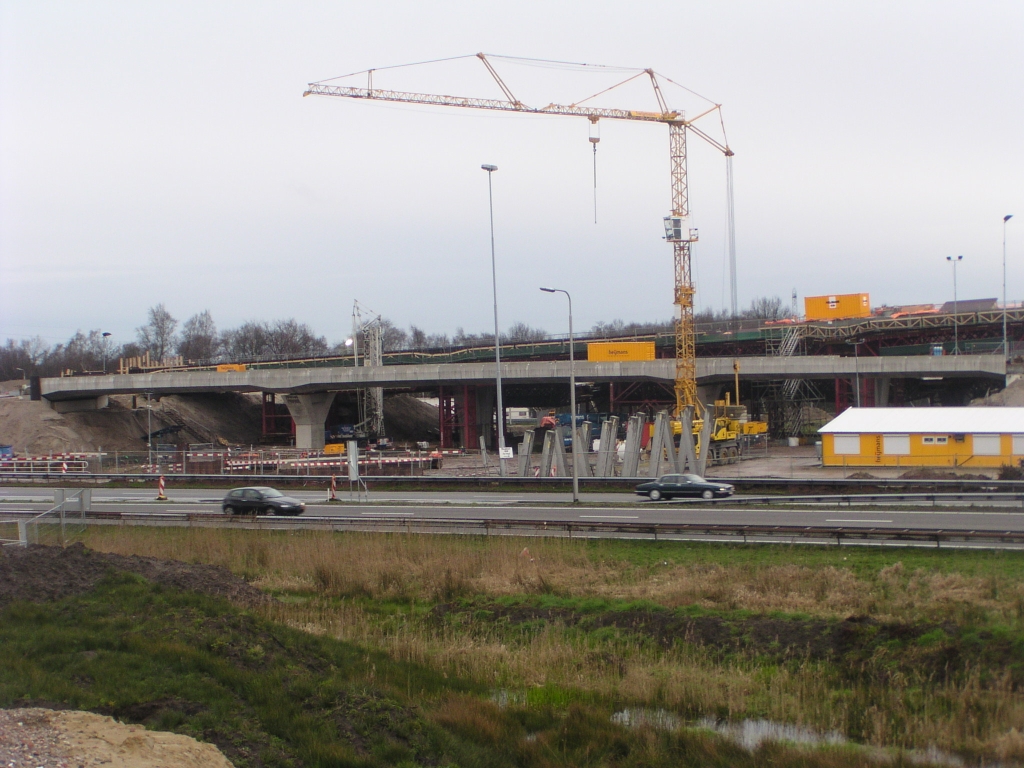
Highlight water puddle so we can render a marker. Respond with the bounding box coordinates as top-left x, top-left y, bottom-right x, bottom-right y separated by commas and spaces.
611, 708, 1005, 768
